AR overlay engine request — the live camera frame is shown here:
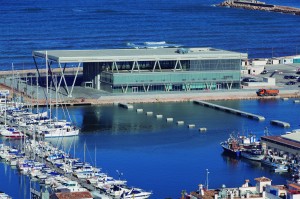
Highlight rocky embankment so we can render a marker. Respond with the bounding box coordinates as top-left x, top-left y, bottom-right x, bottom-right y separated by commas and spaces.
219, 1, 300, 15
